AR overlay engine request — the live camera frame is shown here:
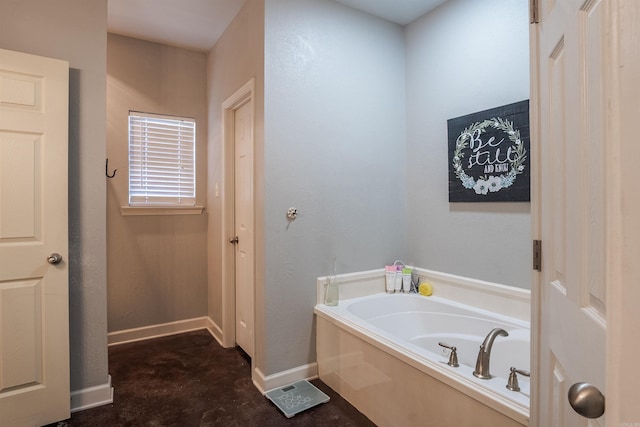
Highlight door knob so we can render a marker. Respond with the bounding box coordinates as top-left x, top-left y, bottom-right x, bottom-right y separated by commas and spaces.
229, 236, 239, 245
568, 382, 605, 419
47, 253, 63, 265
